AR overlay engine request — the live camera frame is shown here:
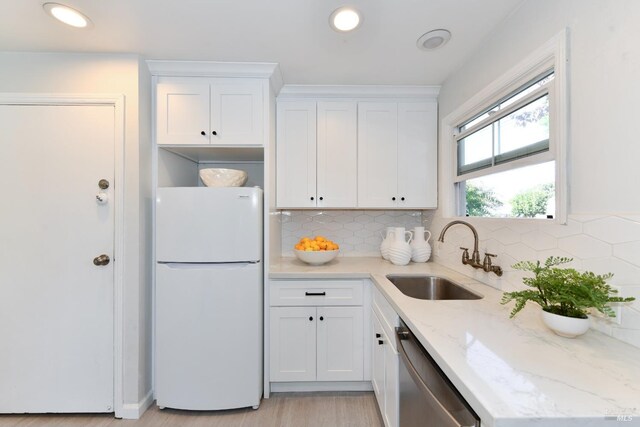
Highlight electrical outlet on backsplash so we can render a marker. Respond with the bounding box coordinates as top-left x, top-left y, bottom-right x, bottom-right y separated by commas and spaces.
281, 210, 436, 257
